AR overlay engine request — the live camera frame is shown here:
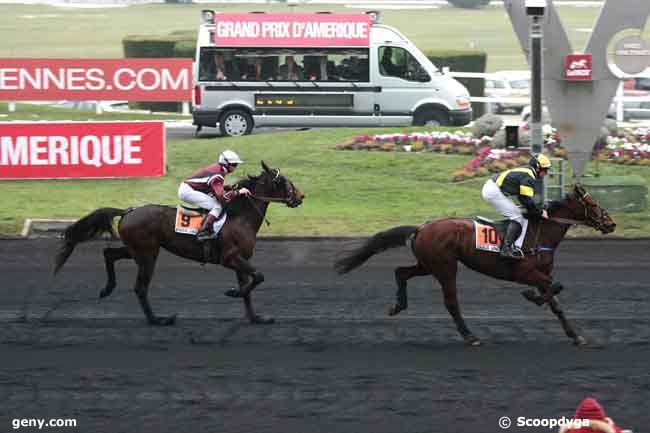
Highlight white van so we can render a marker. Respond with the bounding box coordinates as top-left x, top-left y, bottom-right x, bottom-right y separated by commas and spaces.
192, 10, 472, 136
